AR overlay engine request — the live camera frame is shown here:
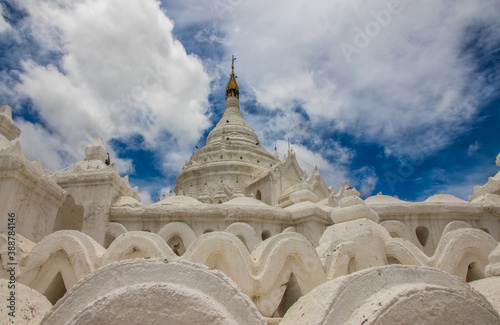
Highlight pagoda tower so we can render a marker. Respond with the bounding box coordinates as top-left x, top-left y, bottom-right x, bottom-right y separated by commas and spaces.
174, 56, 279, 203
